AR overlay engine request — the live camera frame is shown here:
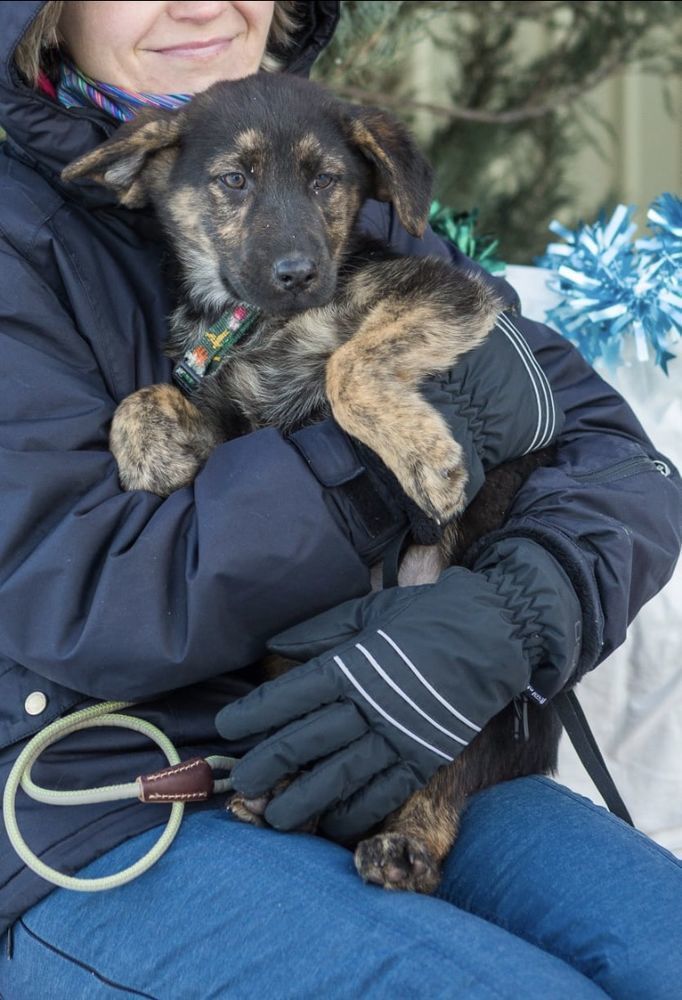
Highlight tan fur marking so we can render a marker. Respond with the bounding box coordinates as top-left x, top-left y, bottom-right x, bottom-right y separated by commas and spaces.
234, 128, 264, 170
327, 298, 485, 521
207, 130, 265, 179
215, 215, 245, 245
144, 147, 179, 192
167, 185, 202, 228
295, 133, 323, 161
348, 121, 396, 186
234, 128, 262, 152
322, 186, 359, 260
322, 157, 346, 175
110, 384, 219, 495
168, 185, 224, 267
62, 114, 184, 191
280, 307, 343, 356
346, 117, 427, 236
344, 270, 382, 312
382, 773, 463, 859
